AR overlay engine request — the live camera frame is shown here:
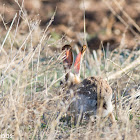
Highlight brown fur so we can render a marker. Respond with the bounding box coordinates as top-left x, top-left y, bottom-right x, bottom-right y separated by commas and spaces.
64, 76, 115, 124
61, 45, 115, 124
